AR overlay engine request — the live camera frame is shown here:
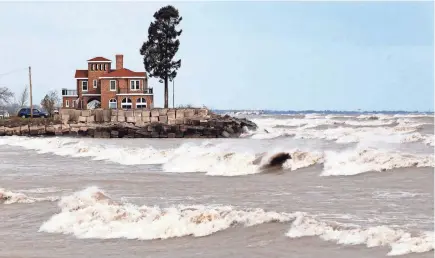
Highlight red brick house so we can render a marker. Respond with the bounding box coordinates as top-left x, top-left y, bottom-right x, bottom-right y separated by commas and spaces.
61, 54, 153, 110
